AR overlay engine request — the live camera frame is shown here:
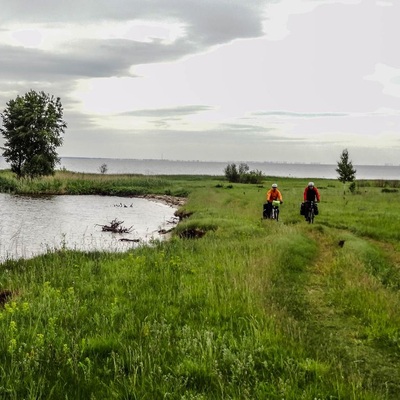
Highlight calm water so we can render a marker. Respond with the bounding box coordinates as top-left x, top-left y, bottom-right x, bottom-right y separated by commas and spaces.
0, 194, 177, 262
55, 158, 400, 180
0, 157, 399, 179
